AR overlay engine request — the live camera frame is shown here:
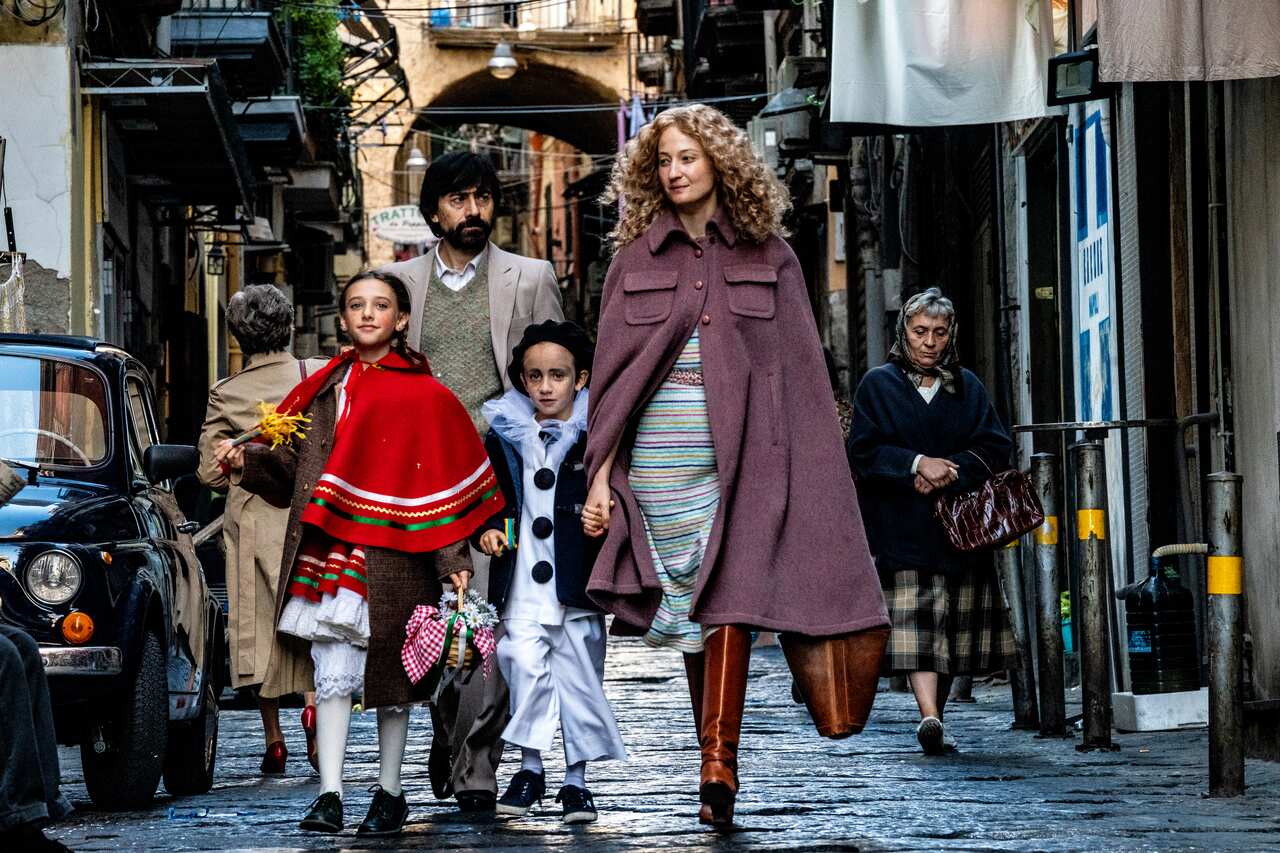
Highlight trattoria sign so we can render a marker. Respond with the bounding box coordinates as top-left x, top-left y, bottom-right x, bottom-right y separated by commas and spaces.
369, 205, 432, 244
